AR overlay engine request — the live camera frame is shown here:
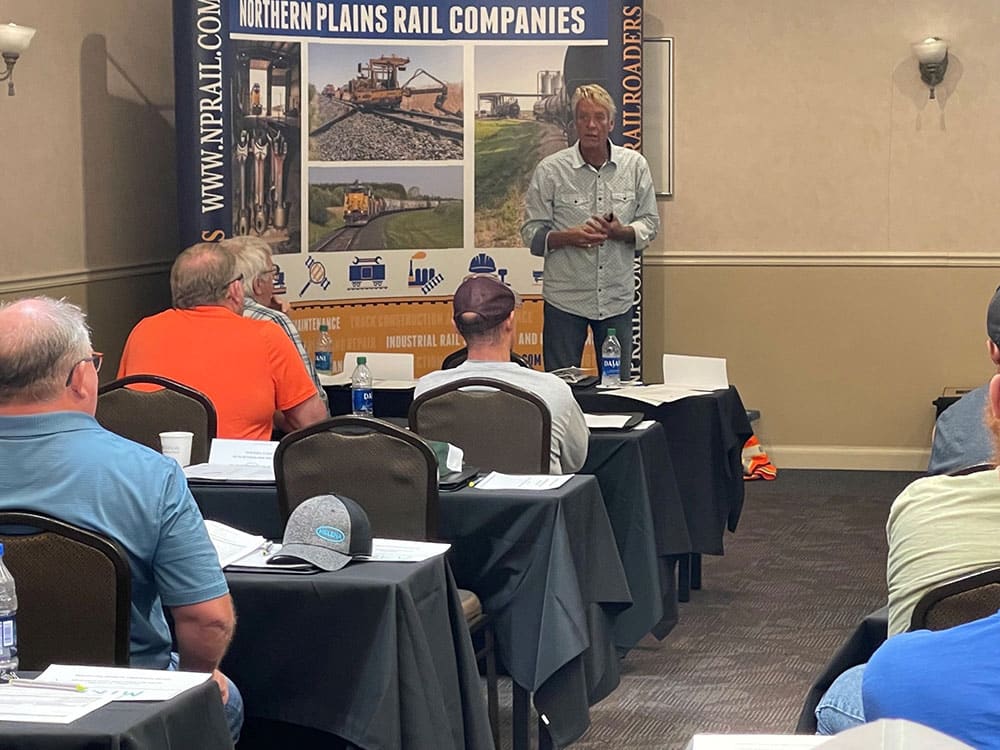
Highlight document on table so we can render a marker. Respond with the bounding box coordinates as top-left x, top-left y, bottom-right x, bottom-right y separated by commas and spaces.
584, 413, 642, 429
0, 685, 113, 724
182, 438, 278, 482
36, 665, 210, 702
204, 520, 272, 567
662, 353, 729, 391
471, 472, 572, 491
599, 383, 719, 405
183, 463, 275, 482
359, 538, 452, 562
318, 373, 417, 389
